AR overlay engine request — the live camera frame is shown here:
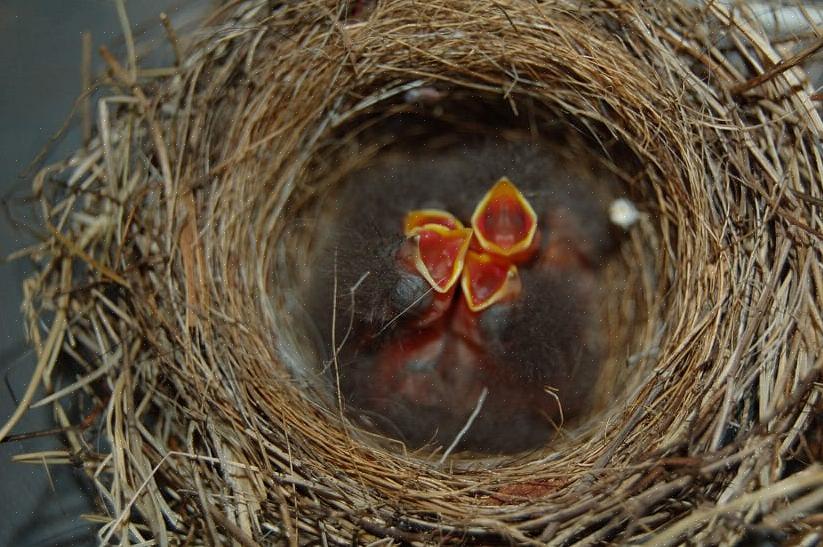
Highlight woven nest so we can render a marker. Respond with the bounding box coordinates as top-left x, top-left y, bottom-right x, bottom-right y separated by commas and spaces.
7, 0, 823, 544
